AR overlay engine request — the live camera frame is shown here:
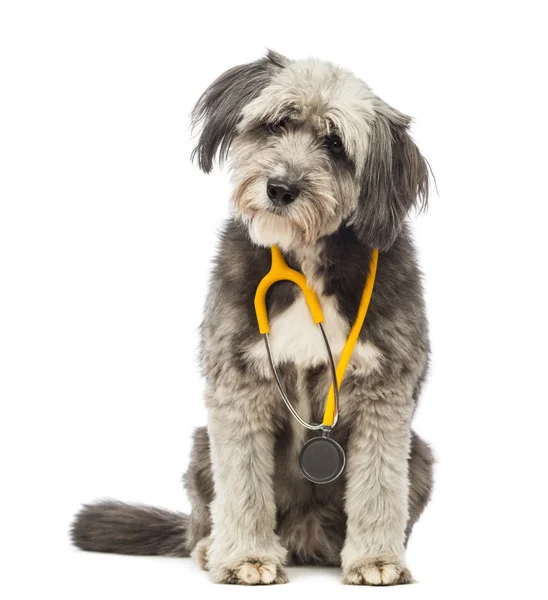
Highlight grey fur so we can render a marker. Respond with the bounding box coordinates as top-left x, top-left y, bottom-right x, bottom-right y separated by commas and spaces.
71, 501, 189, 557
350, 103, 429, 250
72, 52, 435, 586
406, 431, 435, 544
191, 50, 287, 173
